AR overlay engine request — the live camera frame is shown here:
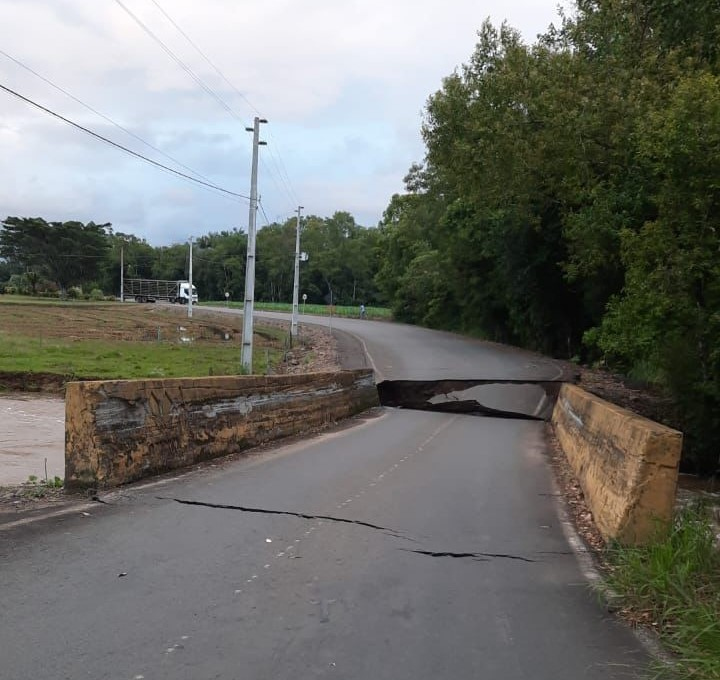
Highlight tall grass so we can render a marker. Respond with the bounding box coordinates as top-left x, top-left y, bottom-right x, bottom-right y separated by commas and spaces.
605, 504, 720, 679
